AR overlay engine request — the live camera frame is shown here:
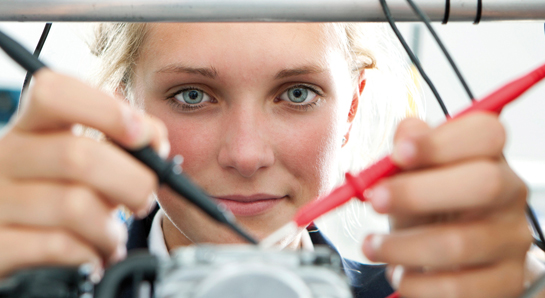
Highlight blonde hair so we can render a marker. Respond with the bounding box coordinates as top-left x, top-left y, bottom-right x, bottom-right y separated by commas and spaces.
321, 24, 423, 261
89, 22, 423, 261
90, 23, 148, 100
